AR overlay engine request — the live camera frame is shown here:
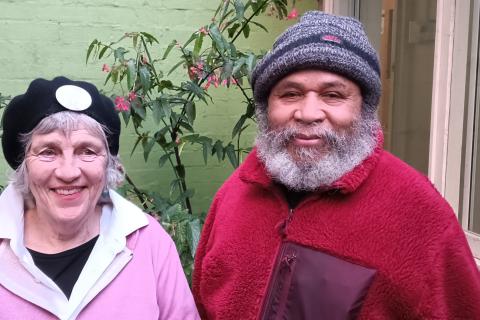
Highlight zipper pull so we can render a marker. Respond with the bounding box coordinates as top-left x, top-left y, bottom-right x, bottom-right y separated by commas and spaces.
282, 252, 297, 271
277, 208, 294, 238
